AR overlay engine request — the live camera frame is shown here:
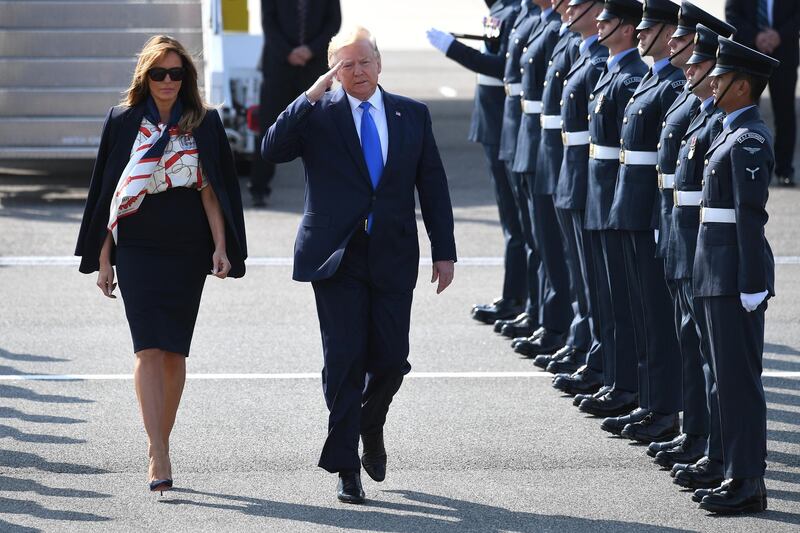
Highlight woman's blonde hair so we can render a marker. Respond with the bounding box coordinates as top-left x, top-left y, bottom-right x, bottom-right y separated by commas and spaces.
327, 26, 380, 67
122, 35, 207, 132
